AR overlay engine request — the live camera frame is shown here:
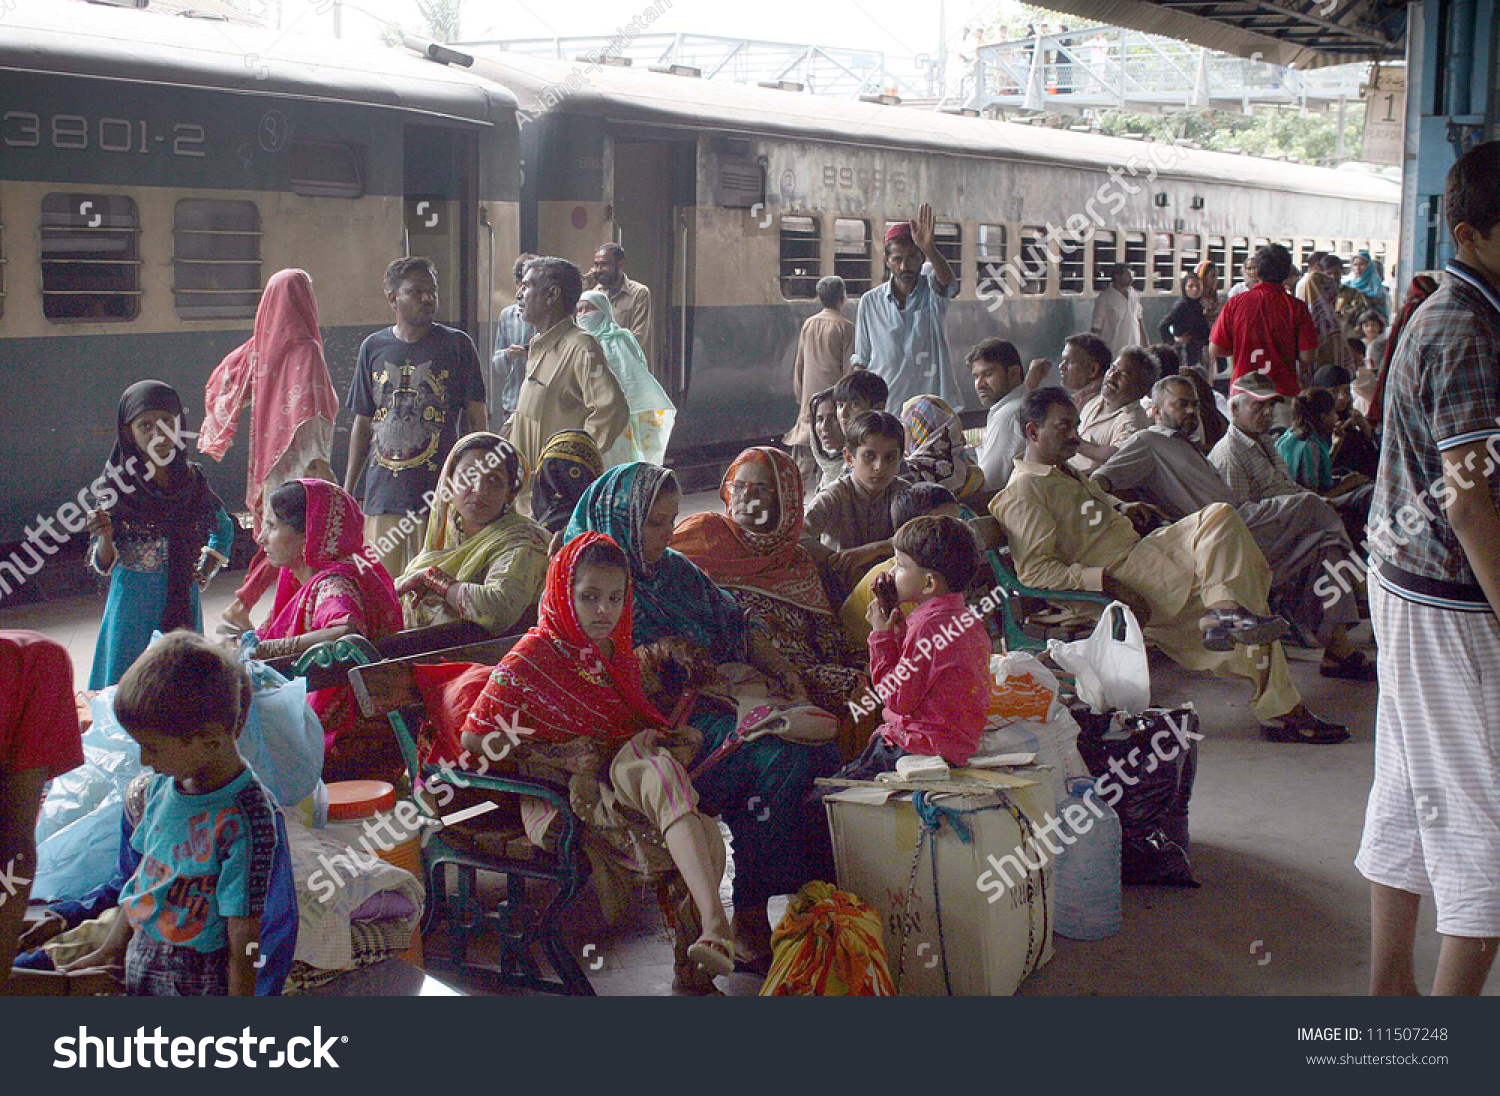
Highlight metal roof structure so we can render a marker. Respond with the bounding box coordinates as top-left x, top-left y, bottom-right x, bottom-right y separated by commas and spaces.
964, 26, 1378, 115
1020, 0, 1409, 68
10, 0, 513, 126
